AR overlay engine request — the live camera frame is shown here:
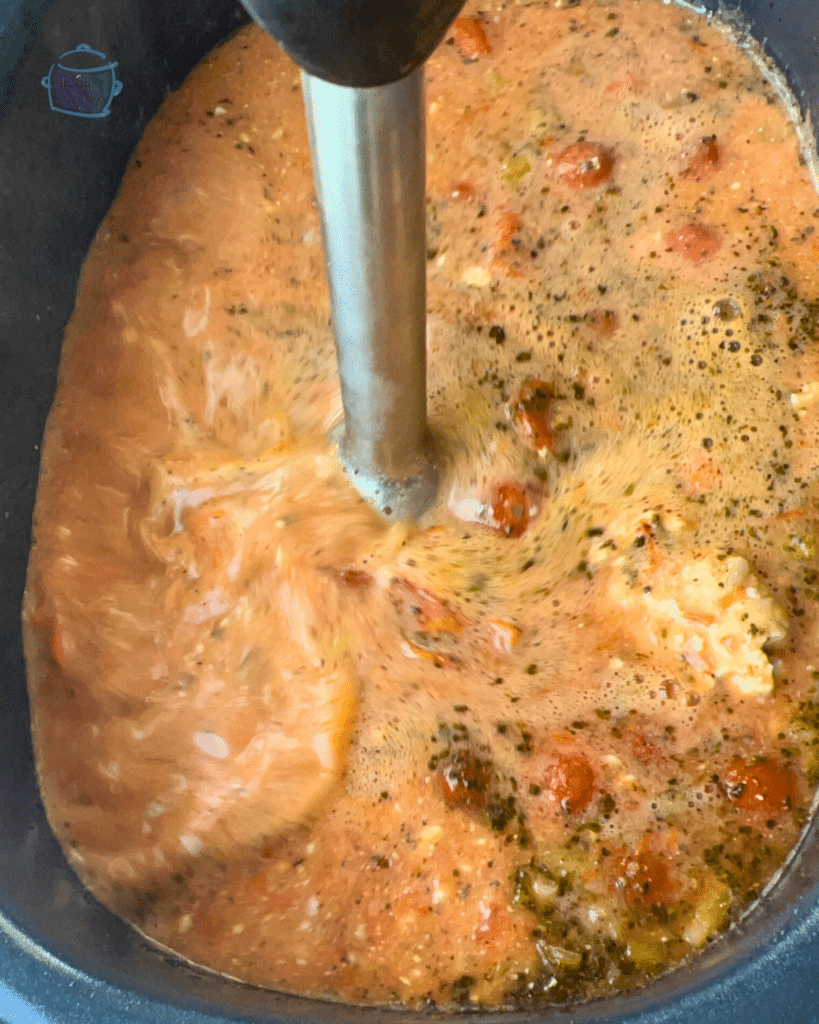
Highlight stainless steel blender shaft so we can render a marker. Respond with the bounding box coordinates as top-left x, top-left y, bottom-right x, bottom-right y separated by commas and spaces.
301, 69, 438, 520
